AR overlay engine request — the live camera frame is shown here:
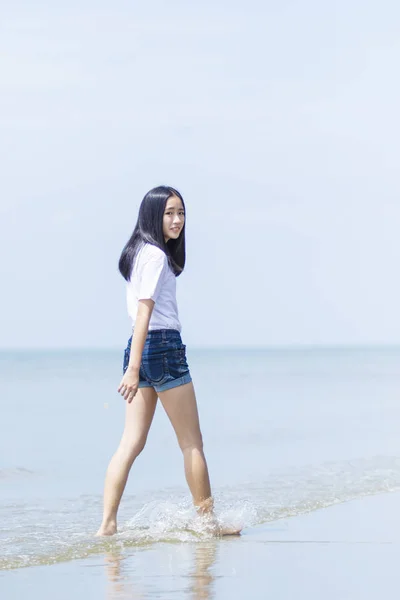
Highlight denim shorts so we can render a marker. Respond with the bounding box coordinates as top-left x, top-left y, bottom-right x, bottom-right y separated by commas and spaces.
123, 329, 192, 393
